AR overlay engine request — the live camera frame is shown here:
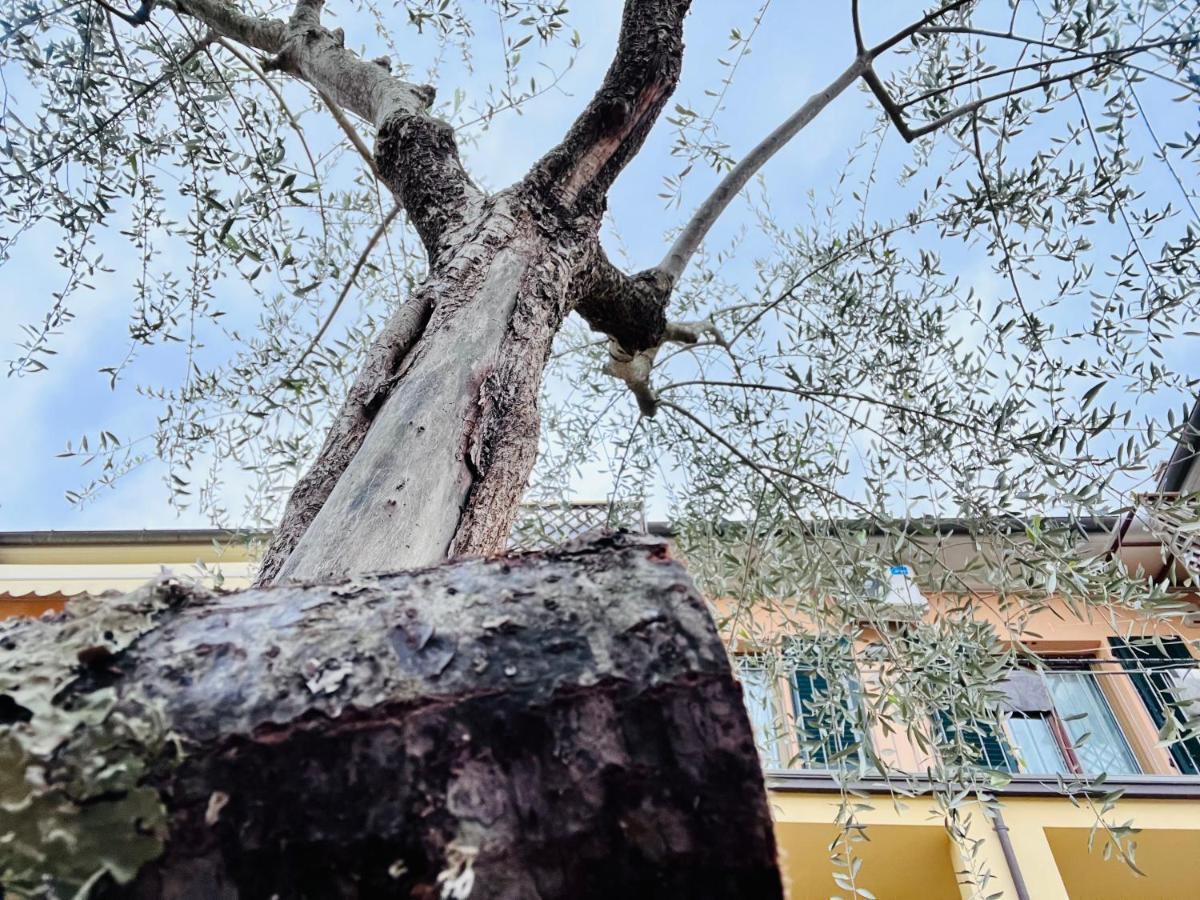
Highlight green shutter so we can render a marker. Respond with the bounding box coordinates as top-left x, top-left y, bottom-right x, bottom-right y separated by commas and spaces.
792, 669, 858, 767
1109, 637, 1200, 775
937, 711, 1017, 772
